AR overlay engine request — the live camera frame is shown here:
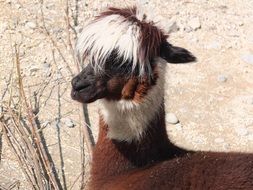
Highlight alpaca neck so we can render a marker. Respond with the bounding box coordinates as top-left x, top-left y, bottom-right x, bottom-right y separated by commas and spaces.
90, 61, 187, 186
91, 102, 187, 185
98, 60, 166, 143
